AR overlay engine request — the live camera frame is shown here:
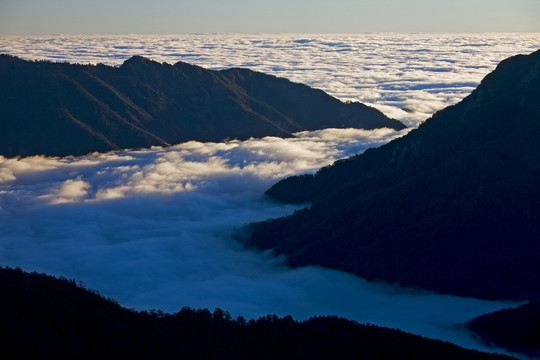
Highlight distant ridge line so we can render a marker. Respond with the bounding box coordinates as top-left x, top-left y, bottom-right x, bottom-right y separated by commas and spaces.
0, 54, 405, 158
